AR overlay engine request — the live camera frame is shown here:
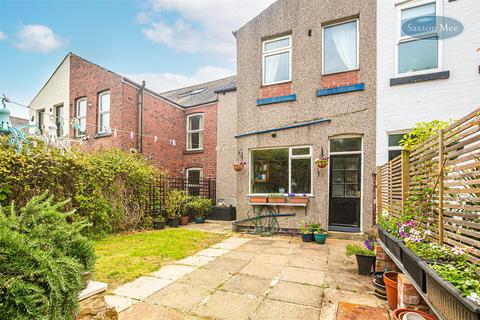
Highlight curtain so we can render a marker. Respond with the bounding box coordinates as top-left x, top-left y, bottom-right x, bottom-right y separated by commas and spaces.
265, 54, 280, 83
330, 22, 357, 71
